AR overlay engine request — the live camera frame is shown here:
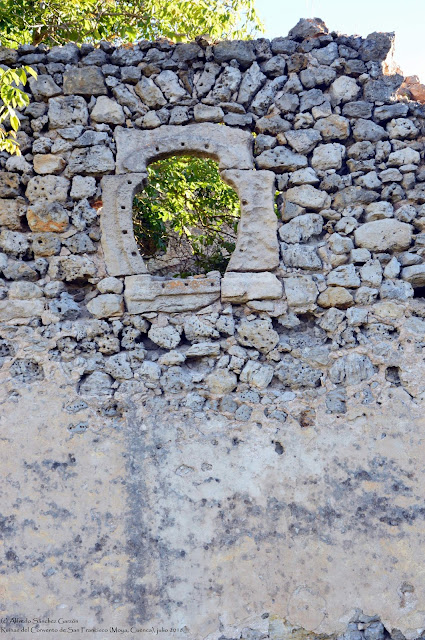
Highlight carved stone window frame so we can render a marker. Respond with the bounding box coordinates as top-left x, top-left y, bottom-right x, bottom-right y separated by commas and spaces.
100, 123, 282, 310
